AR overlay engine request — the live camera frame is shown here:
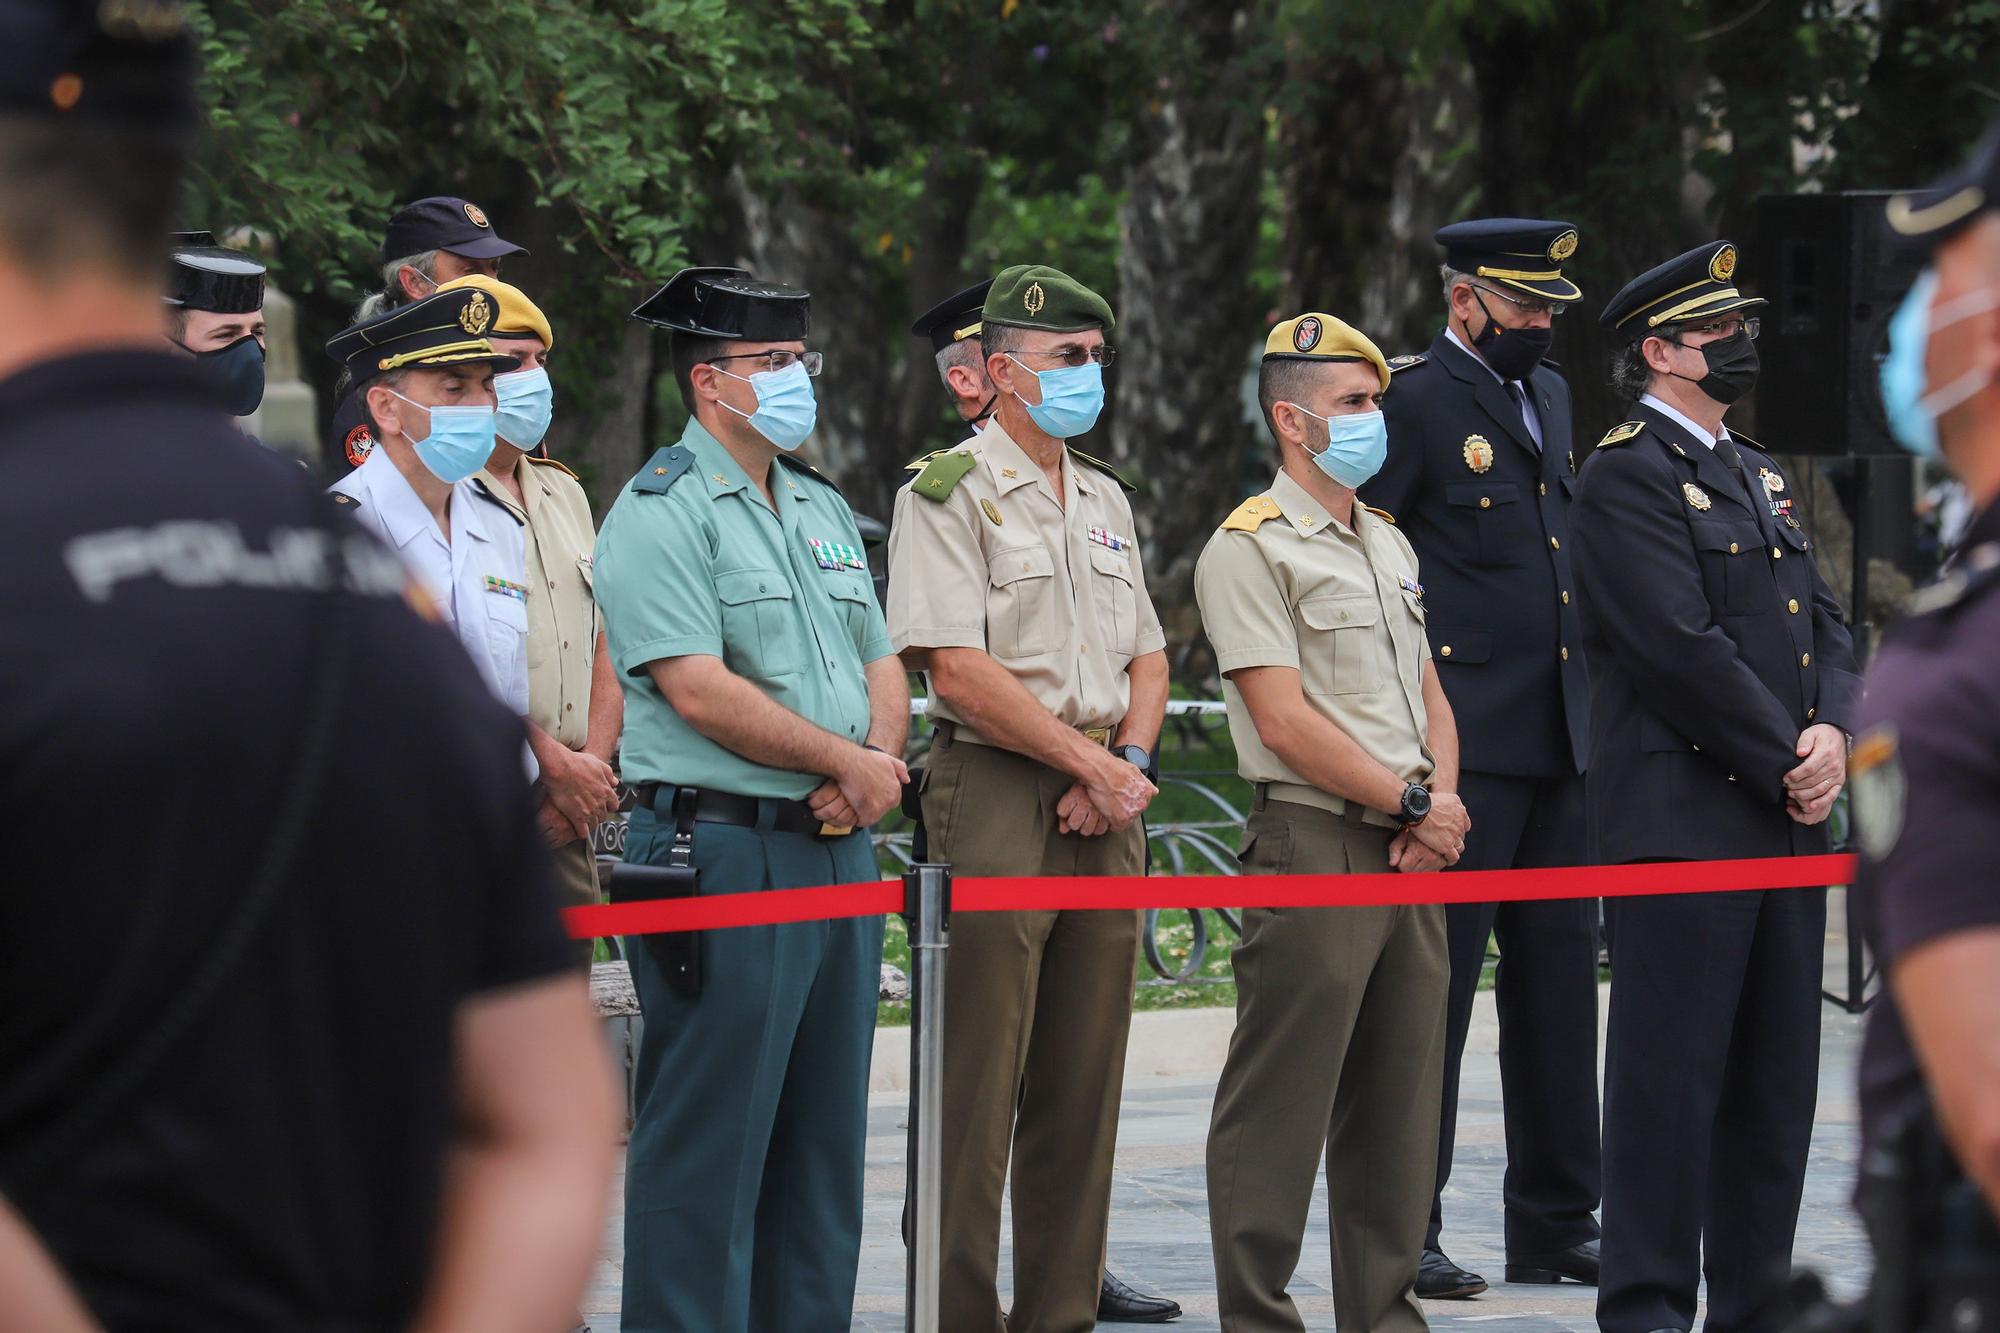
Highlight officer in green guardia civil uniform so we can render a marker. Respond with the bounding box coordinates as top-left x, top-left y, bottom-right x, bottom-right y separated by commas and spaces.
595, 266, 911, 1333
